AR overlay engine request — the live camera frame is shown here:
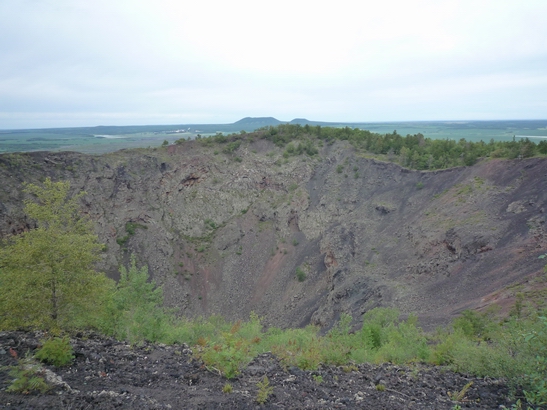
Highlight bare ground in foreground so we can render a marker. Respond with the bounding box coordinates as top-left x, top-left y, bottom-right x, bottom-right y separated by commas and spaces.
0, 331, 525, 410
